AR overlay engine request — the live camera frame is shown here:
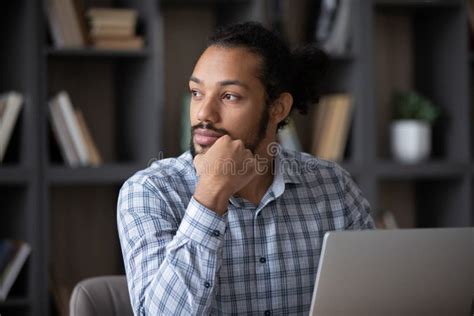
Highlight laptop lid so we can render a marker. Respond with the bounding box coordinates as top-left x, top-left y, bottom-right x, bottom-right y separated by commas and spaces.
309, 228, 474, 316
